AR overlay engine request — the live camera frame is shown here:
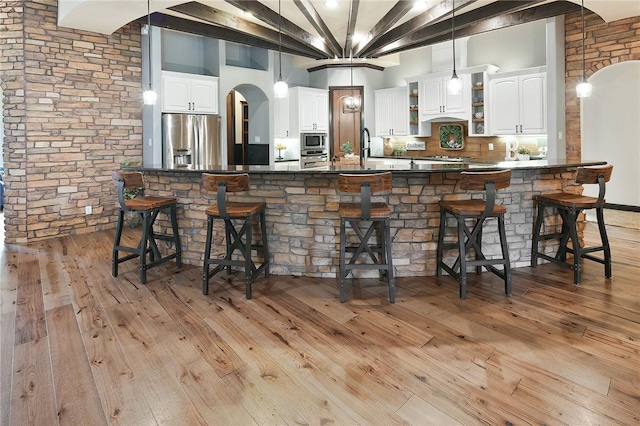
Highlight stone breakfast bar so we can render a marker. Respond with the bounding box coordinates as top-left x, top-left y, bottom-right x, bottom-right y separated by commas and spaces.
133, 158, 605, 279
